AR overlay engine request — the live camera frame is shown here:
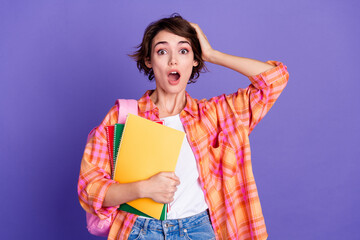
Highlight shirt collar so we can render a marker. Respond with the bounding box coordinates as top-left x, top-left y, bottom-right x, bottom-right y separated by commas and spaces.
138, 90, 157, 113
137, 90, 199, 118
183, 91, 198, 118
